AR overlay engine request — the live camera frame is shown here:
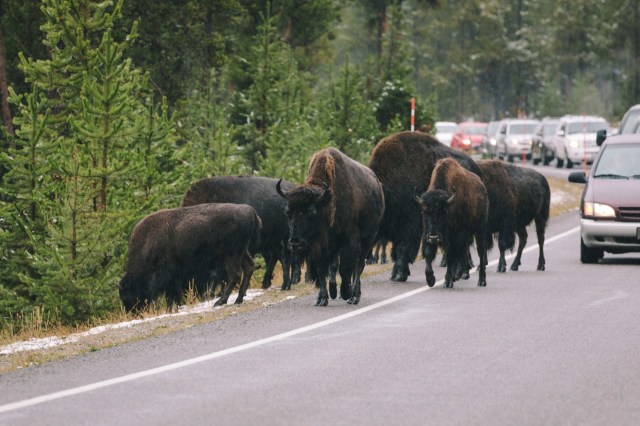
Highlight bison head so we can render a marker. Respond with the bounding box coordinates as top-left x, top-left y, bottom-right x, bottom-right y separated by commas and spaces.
415, 189, 455, 245
276, 179, 332, 253
119, 273, 147, 314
